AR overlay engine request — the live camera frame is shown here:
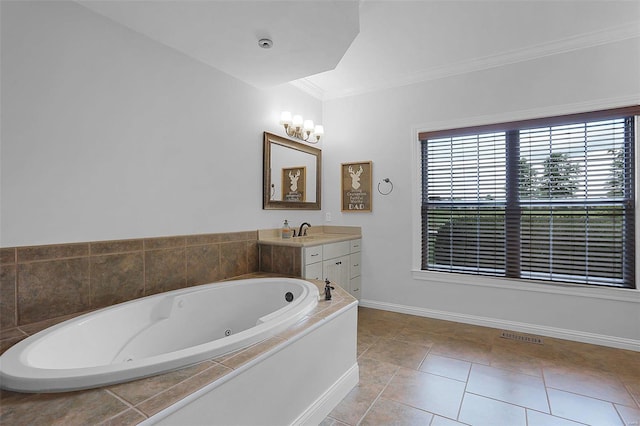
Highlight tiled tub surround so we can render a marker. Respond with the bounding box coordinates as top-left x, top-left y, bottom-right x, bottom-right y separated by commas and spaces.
0, 278, 358, 425
0, 231, 259, 334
